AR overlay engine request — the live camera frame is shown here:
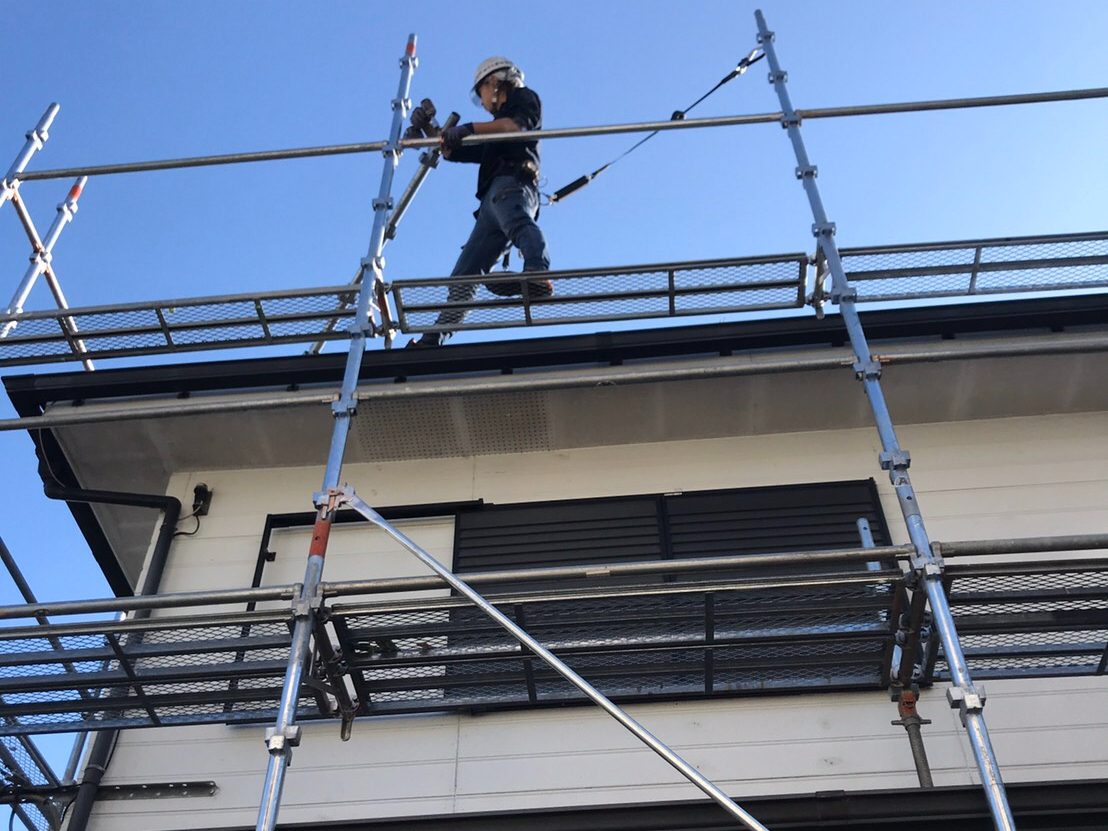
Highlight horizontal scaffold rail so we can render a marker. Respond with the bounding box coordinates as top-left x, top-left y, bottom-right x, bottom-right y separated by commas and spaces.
0, 535, 1102, 737
1, 229, 1106, 370
393, 253, 807, 334
827, 230, 1108, 307
14, 87, 1108, 182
